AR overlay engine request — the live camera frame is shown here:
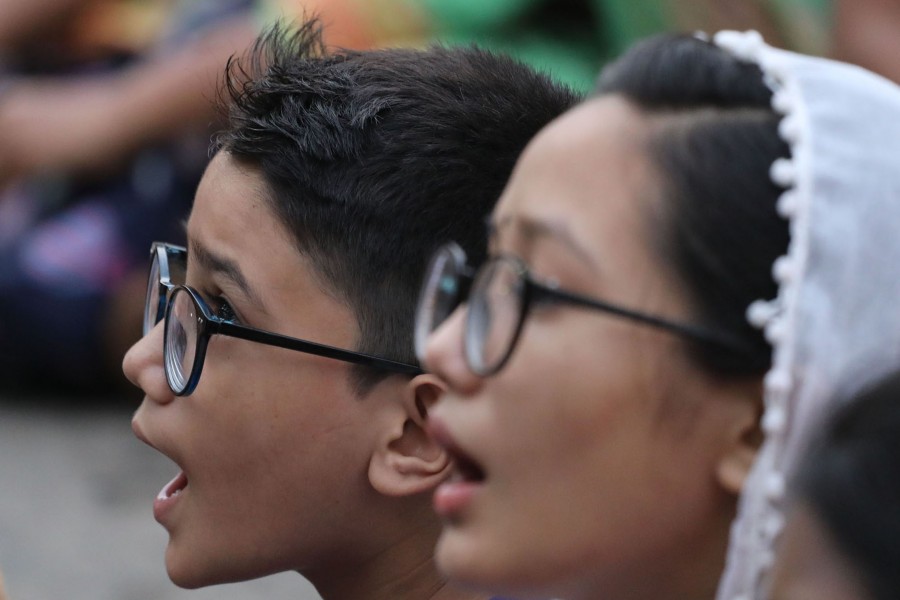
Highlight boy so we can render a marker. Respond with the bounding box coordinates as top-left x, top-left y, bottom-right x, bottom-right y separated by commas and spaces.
123, 20, 577, 600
